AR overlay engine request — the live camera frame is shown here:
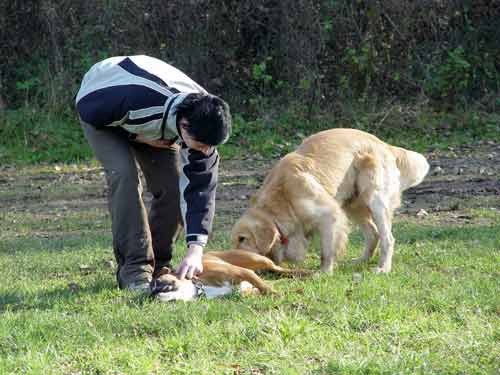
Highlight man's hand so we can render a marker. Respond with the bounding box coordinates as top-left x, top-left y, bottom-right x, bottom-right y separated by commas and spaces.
176, 244, 204, 280
133, 134, 176, 149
